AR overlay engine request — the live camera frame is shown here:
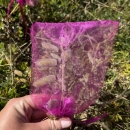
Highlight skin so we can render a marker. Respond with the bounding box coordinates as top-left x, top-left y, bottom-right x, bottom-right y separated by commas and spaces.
0, 95, 72, 130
